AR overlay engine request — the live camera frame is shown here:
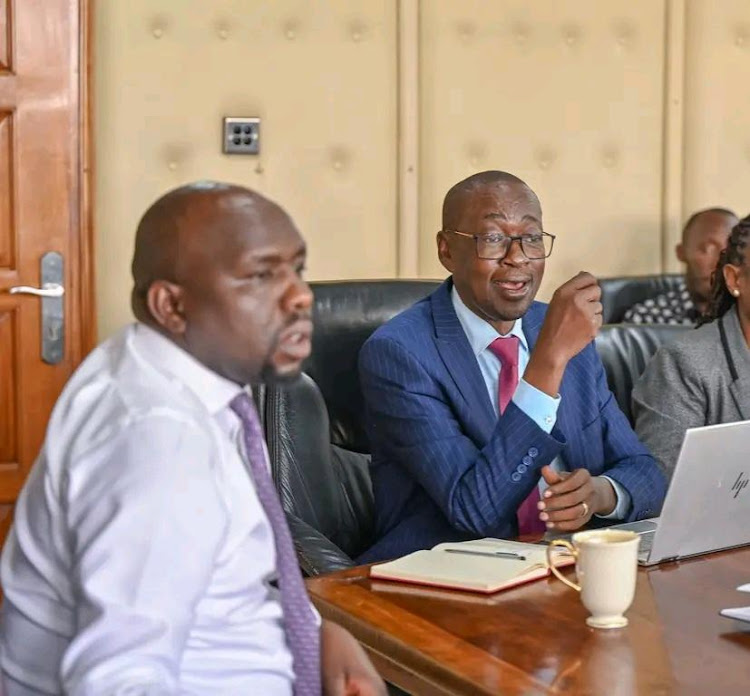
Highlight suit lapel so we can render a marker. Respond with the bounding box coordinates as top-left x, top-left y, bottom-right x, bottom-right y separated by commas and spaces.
431, 280, 495, 436
722, 310, 750, 420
